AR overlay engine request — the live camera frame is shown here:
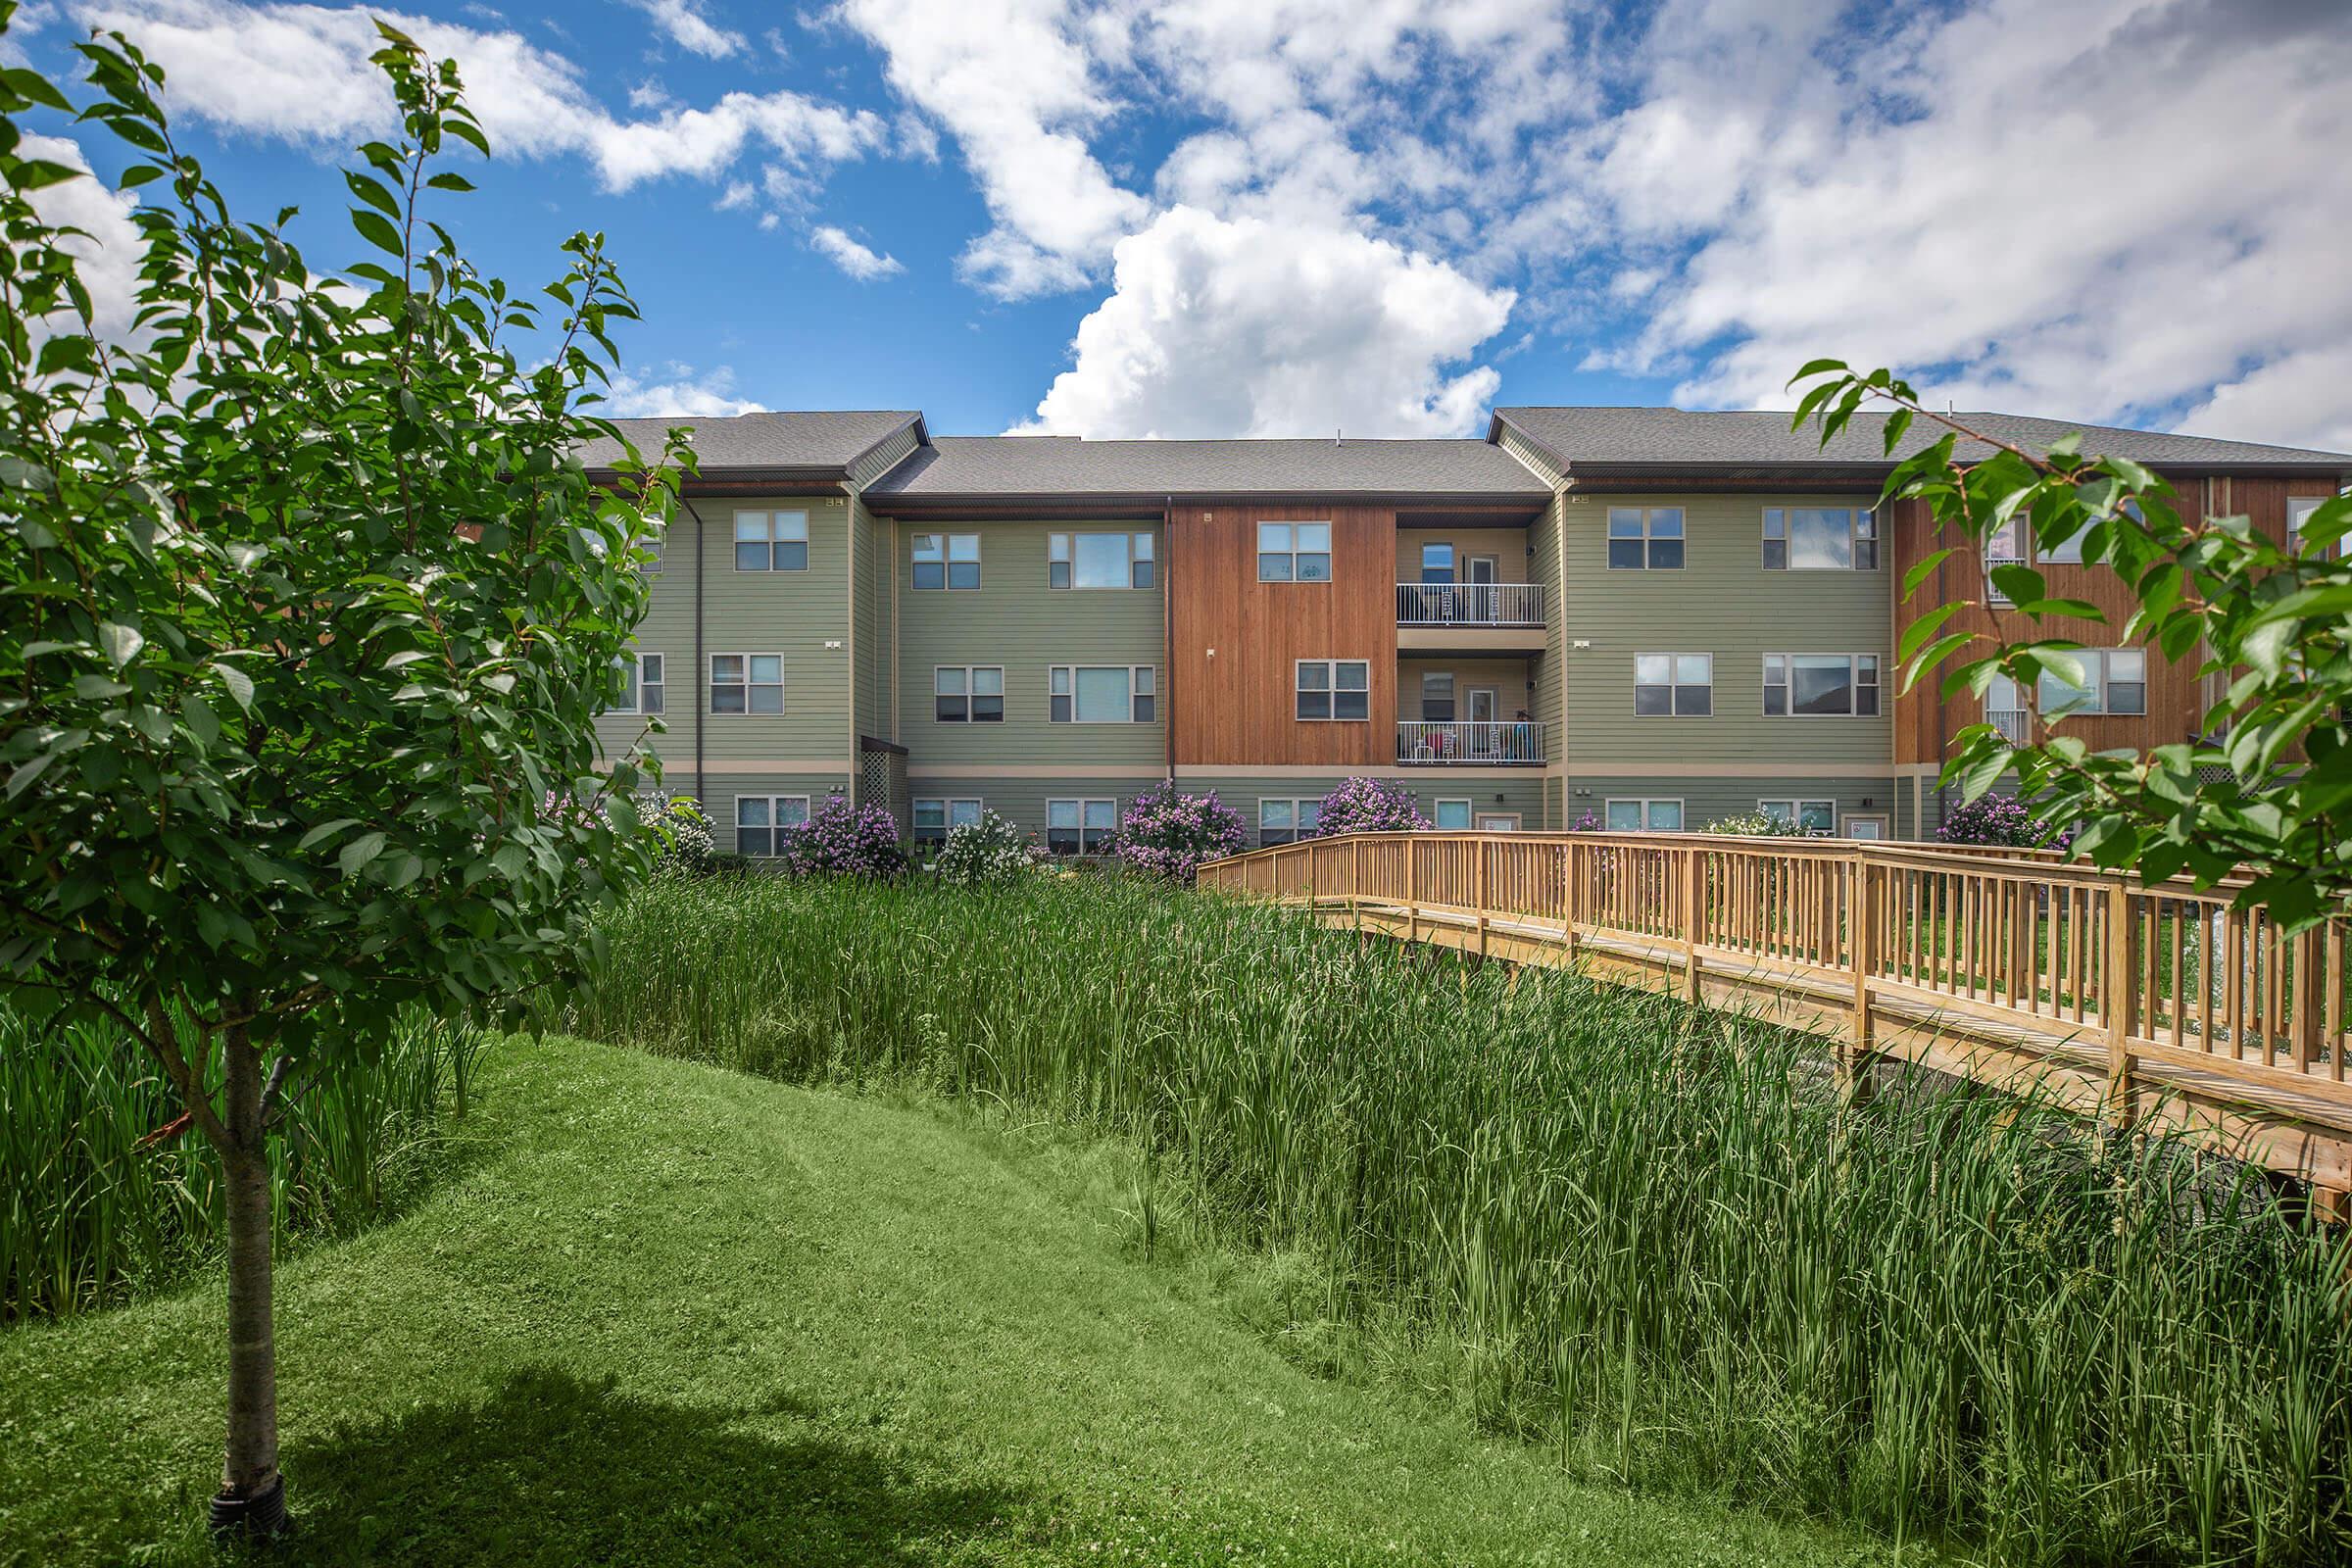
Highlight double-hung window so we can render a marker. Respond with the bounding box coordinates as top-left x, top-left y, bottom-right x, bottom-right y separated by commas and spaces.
1763, 654, 1879, 717
734, 795, 808, 857
2008, 648, 2146, 717
1634, 654, 1712, 716
1050, 531, 1154, 589
1420, 542, 1456, 582
637, 530, 664, 576
912, 798, 984, 842
1759, 799, 1837, 834
612, 652, 664, 715
913, 532, 981, 590
1763, 507, 1875, 570
933, 666, 1004, 722
733, 510, 808, 571
1605, 798, 1685, 832
710, 654, 783, 714
1046, 798, 1117, 856
1050, 665, 1153, 723
1297, 660, 1370, 720
1432, 798, 1473, 830
1257, 799, 1322, 846
1419, 670, 1455, 722
1608, 507, 1685, 569
1257, 521, 1332, 582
